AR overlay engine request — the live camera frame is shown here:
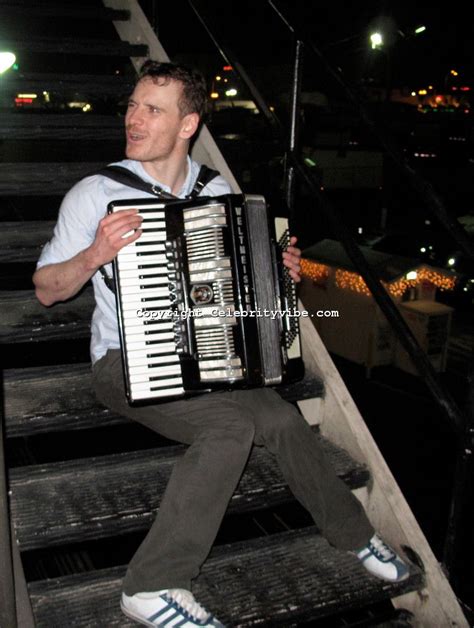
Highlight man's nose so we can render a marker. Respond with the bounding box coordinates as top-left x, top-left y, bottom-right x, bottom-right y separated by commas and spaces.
127, 106, 144, 126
